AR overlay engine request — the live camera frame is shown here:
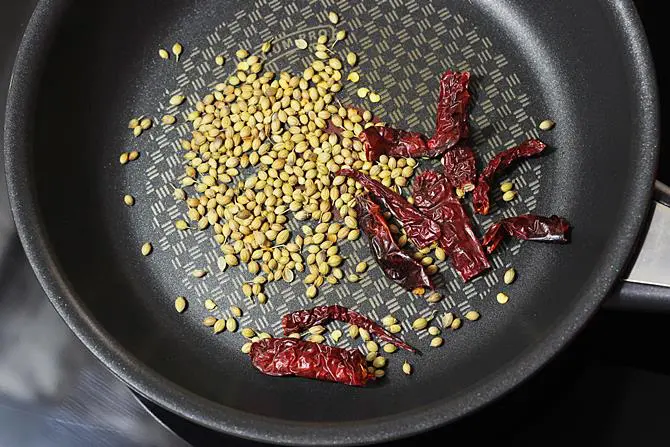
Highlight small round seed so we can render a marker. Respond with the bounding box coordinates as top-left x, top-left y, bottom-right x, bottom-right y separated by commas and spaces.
465, 311, 480, 321
369, 92, 381, 103
174, 297, 187, 313
383, 344, 397, 353
241, 342, 253, 354
203, 316, 217, 327
287, 332, 301, 339
359, 328, 371, 341
366, 351, 377, 362
327, 11, 339, 24
356, 87, 370, 98
389, 324, 402, 334
213, 319, 227, 334
192, 269, 207, 278
372, 356, 386, 368
230, 305, 242, 317
169, 95, 185, 106
347, 72, 360, 83
500, 182, 514, 193
426, 292, 442, 303
346, 52, 357, 66
308, 325, 326, 335
128, 151, 139, 161
242, 283, 253, 298
242, 328, 256, 338
434, 247, 446, 262
539, 119, 556, 131
175, 220, 189, 230
374, 369, 385, 378
140, 118, 152, 130
308, 334, 325, 343
172, 42, 183, 60
261, 40, 272, 53
235, 49, 249, 59
402, 361, 412, 375
355, 261, 368, 273
381, 315, 396, 327
451, 318, 462, 330
348, 325, 359, 339
123, 194, 135, 206
503, 190, 517, 202
257, 293, 267, 304
428, 326, 441, 336
504, 268, 516, 285
497, 292, 510, 304
430, 337, 444, 348
306, 285, 317, 298
162, 114, 176, 125
348, 273, 360, 283
441, 312, 454, 328
226, 317, 238, 332
204, 299, 217, 310
335, 30, 347, 41
294, 39, 308, 50
330, 329, 342, 342
215, 55, 225, 66
366, 341, 379, 352
141, 242, 153, 256
158, 49, 169, 59
412, 317, 428, 331
119, 152, 129, 165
